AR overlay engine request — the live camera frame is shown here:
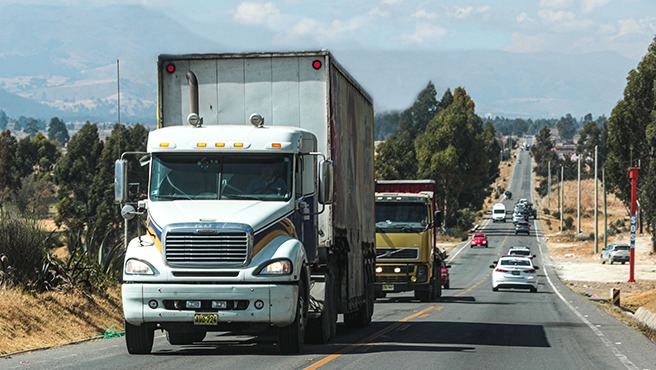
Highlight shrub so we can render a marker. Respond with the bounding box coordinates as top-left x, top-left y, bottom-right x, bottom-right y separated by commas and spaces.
564, 216, 574, 230
542, 208, 550, 215
0, 215, 50, 288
